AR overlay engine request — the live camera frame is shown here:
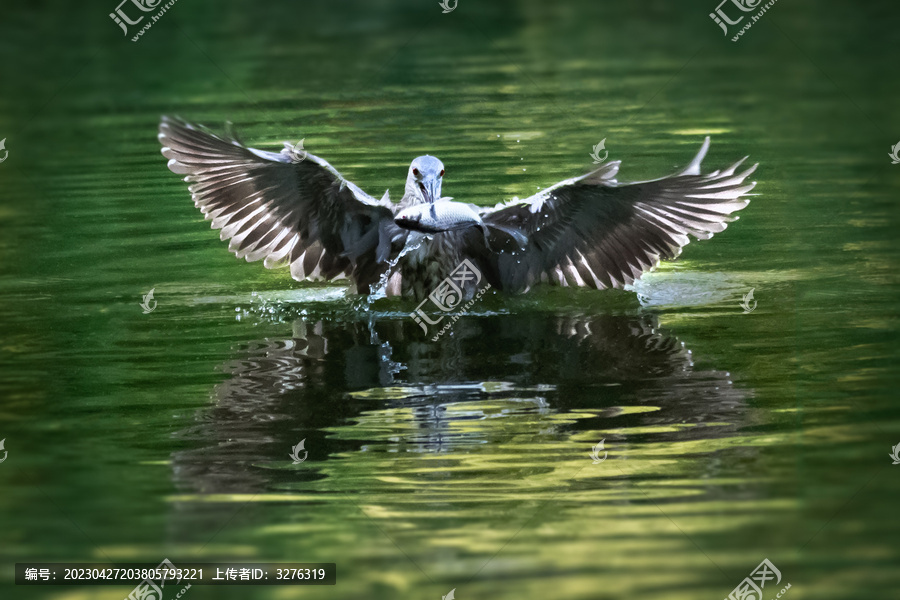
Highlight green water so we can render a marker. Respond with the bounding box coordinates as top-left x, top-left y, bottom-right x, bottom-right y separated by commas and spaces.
1, 1, 899, 599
